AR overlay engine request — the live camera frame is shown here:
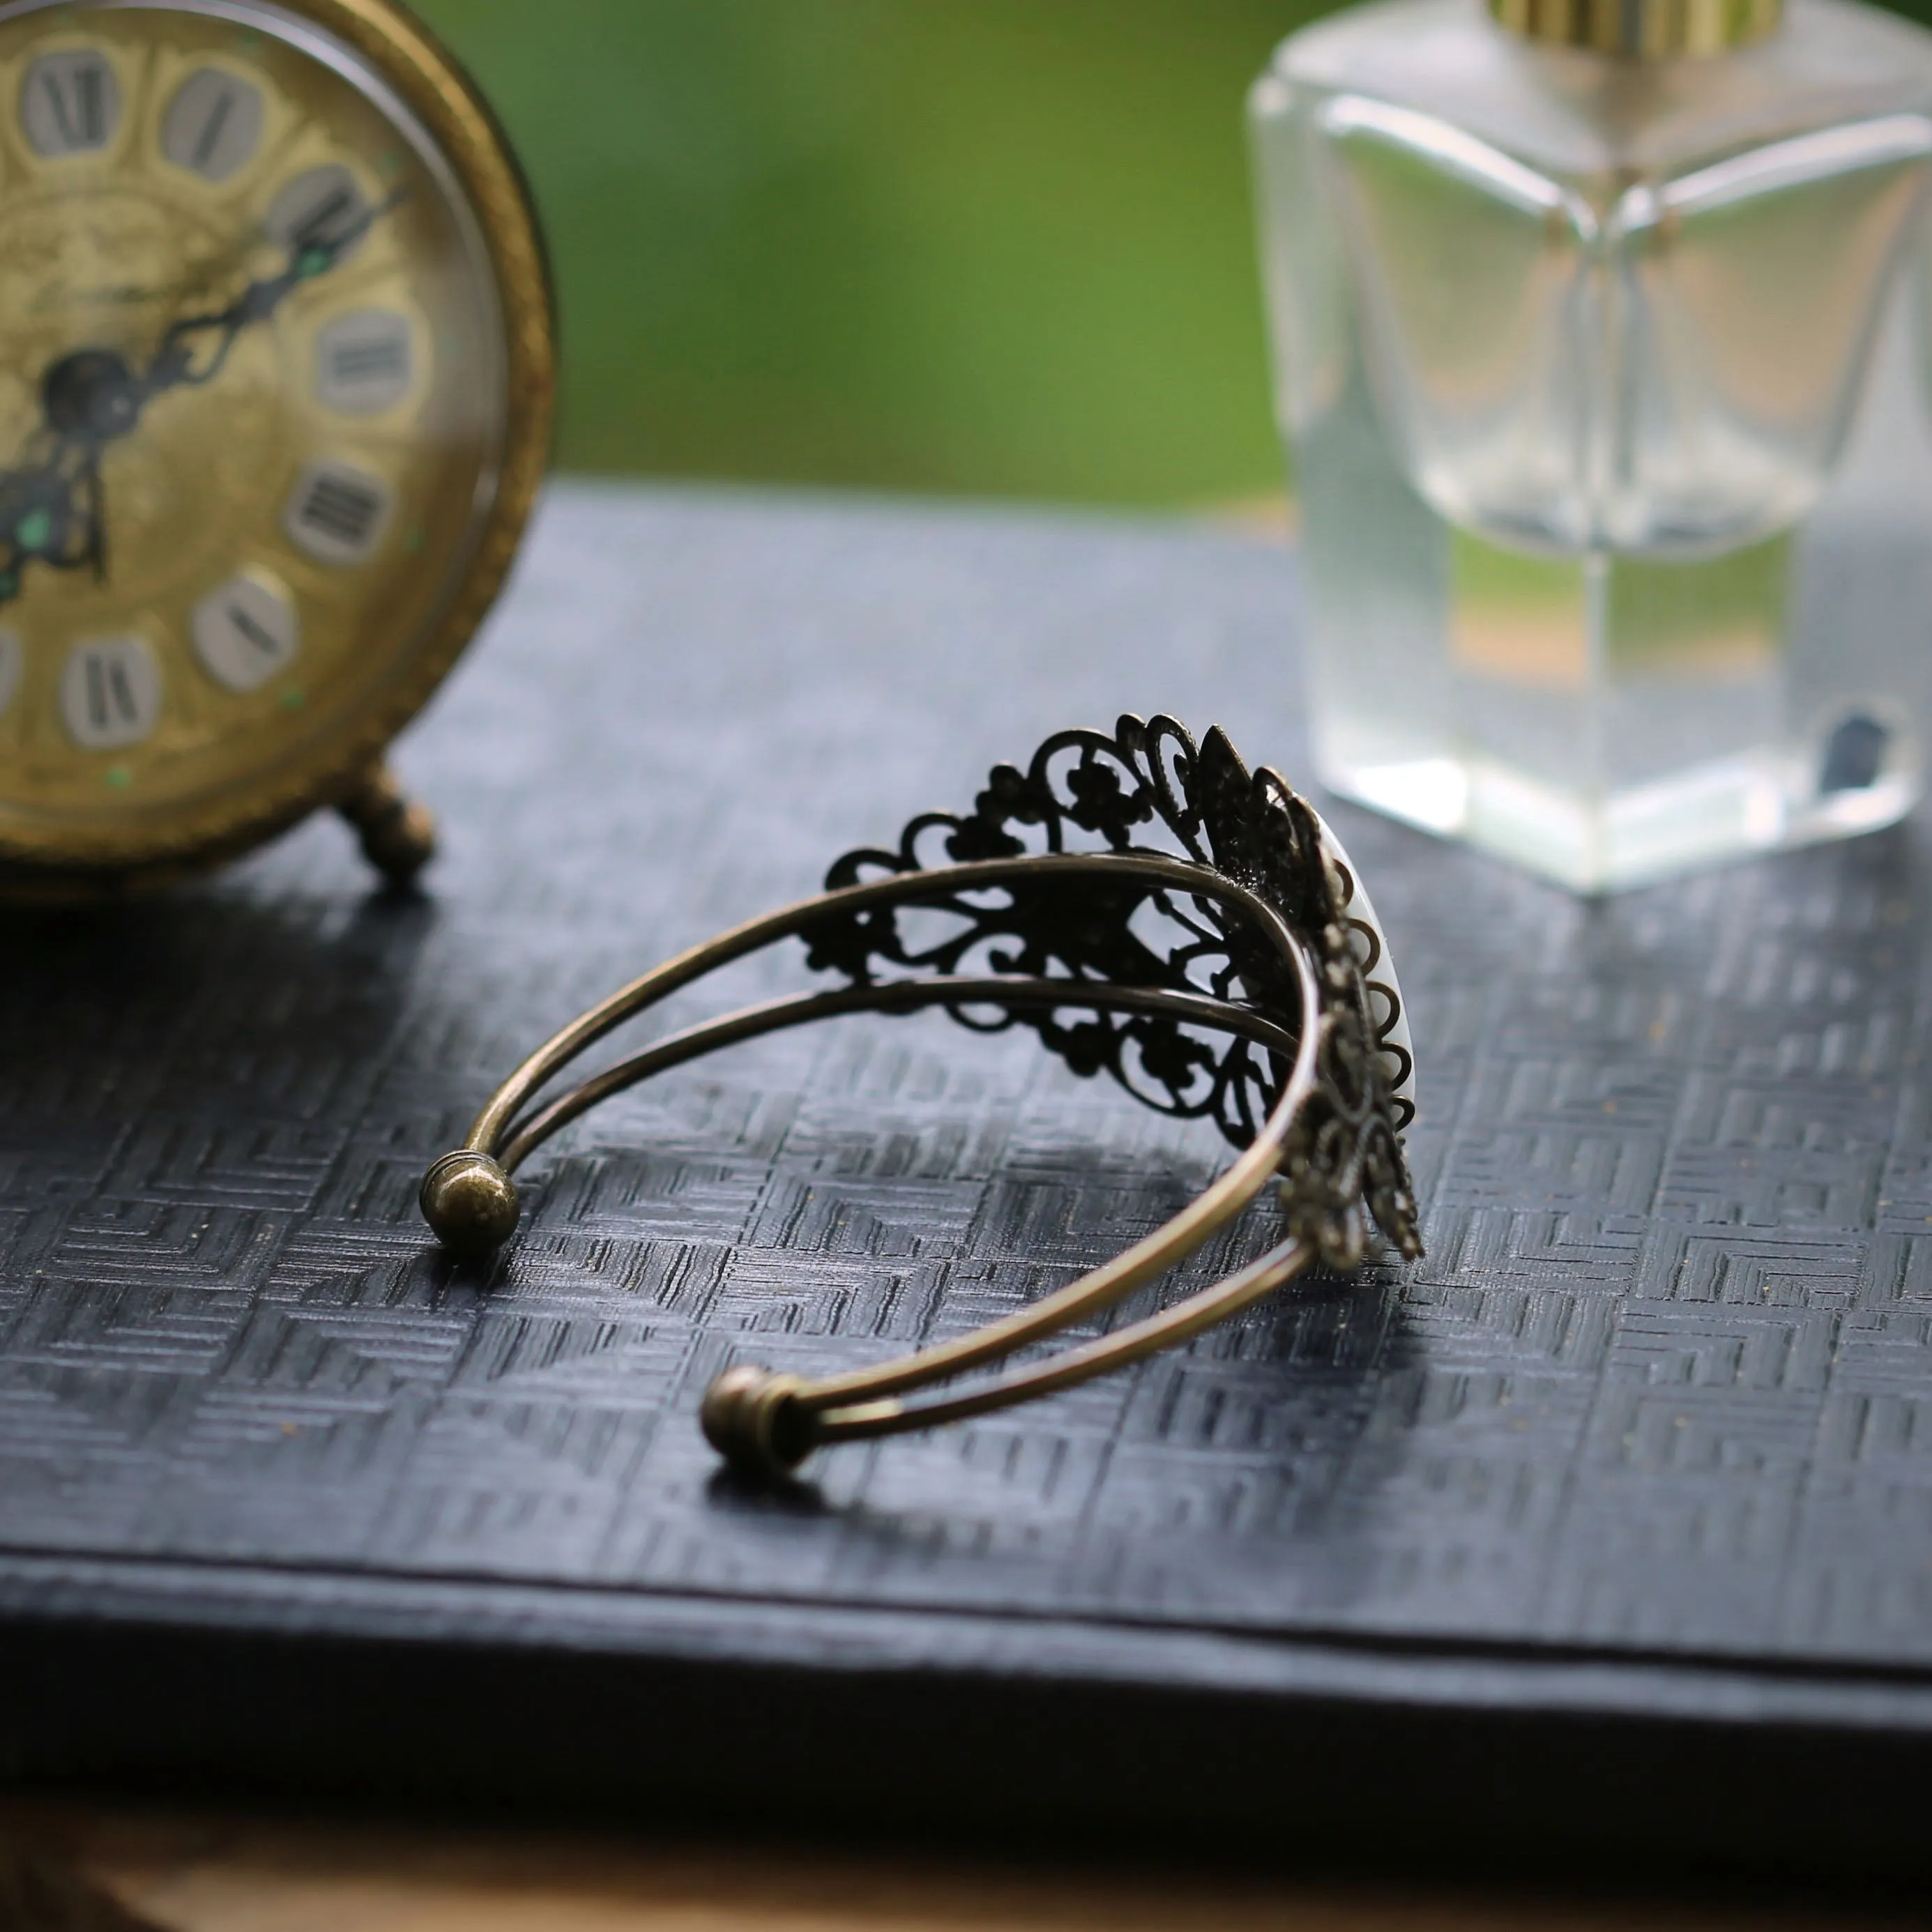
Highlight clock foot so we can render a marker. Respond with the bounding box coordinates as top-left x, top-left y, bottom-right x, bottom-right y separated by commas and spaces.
338, 762, 436, 885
